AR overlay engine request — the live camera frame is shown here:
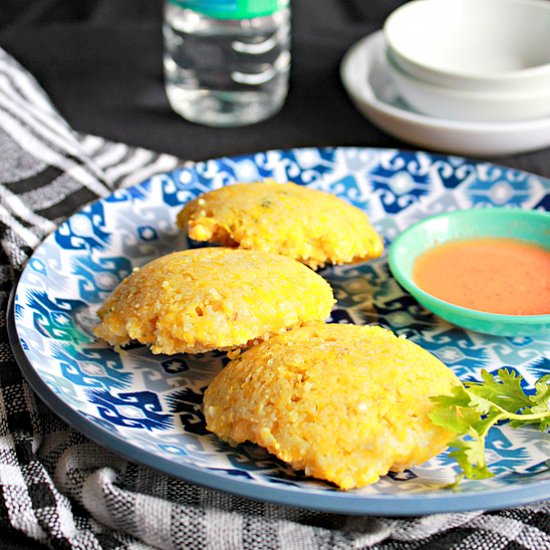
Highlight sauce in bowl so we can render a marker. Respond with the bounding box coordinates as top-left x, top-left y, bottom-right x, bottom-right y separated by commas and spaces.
413, 237, 550, 315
